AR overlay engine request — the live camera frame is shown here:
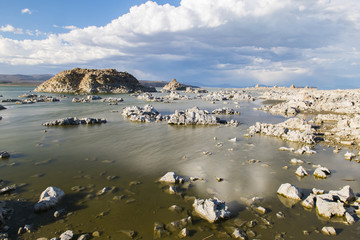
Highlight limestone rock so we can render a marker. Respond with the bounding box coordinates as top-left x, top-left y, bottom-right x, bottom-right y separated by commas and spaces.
277, 183, 303, 200
295, 166, 309, 177
159, 172, 185, 184
34, 186, 64, 212
168, 107, 221, 125
313, 167, 331, 178
60, 230, 73, 240
162, 79, 186, 91
192, 198, 231, 223
122, 105, 166, 122
34, 68, 155, 93
328, 185, 355, 204
321, 226, 336, 236
301, 194, 315, 208
316, 194, 346, 218
232, 229, 246, 239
